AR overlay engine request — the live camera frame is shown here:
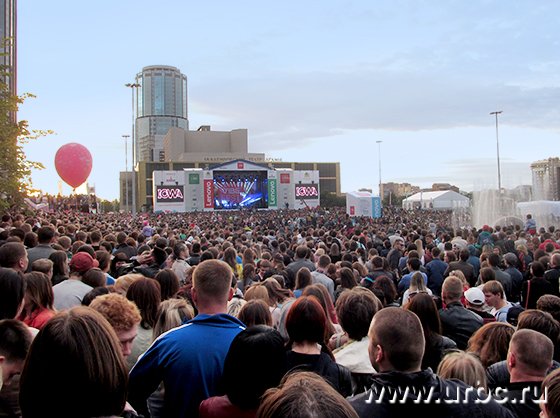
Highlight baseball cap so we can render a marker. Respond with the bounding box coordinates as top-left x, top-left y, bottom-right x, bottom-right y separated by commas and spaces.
69, 252, 99, 273
464, 287, 485, 306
